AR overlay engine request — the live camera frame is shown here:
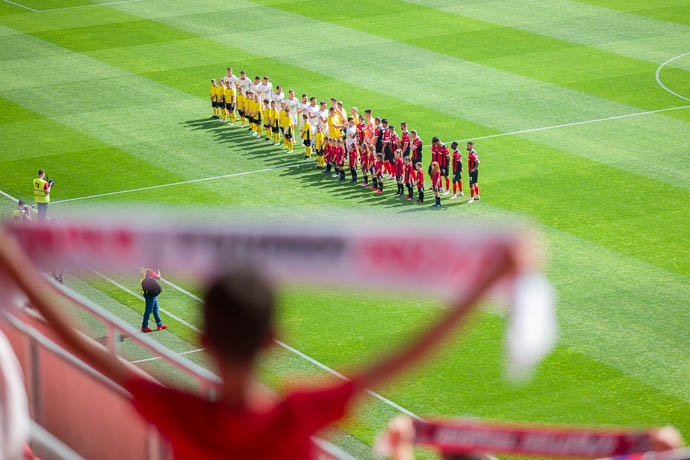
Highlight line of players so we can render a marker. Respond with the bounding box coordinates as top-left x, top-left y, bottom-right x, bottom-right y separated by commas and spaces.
210, 68, 480, 206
